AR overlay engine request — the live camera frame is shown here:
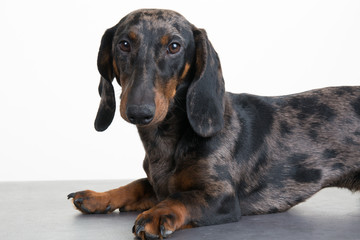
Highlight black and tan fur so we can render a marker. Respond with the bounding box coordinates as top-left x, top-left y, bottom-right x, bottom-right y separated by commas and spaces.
68, 9, 360, 239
